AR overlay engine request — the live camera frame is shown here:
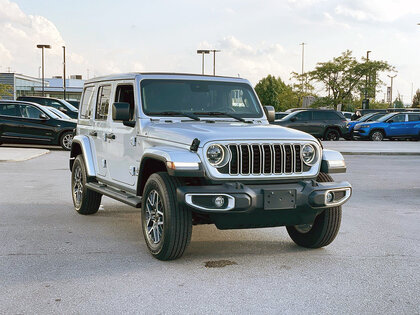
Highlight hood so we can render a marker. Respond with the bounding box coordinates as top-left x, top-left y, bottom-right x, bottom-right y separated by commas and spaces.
143, 120, 315, 146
